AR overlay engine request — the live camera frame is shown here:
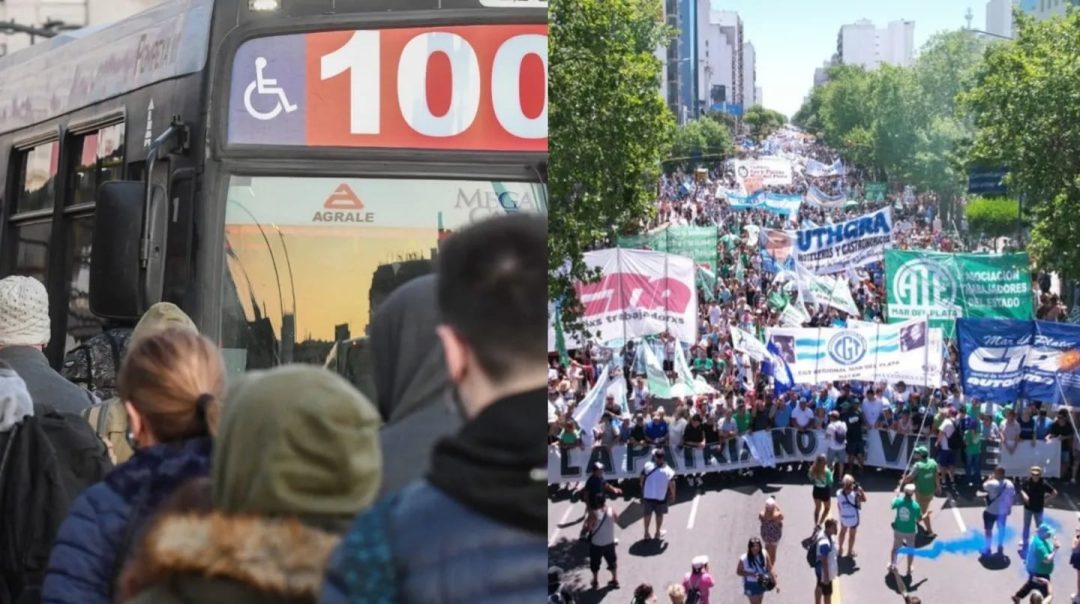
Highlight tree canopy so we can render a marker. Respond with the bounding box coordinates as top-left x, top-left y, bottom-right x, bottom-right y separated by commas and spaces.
667, 117, 734, 170
742, 105, 787, 143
